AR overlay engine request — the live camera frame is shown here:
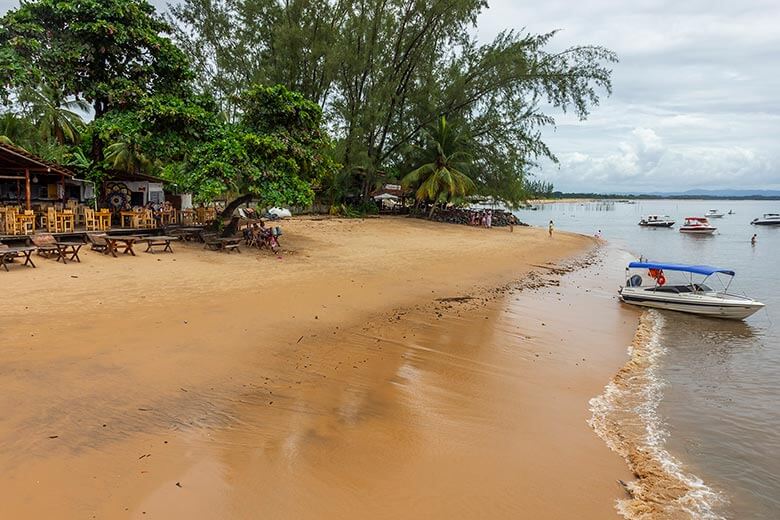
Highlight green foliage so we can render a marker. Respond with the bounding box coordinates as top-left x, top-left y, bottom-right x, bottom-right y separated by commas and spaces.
169, 84, 337, 209
402, 116, 476, 207
169, 0, 616, 208
0, 0, 192, 116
